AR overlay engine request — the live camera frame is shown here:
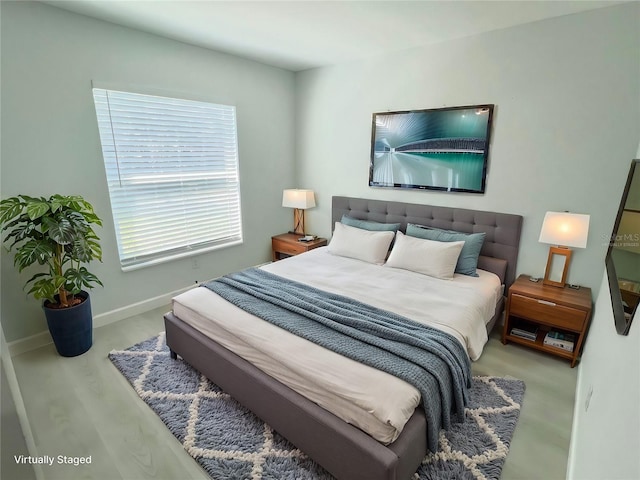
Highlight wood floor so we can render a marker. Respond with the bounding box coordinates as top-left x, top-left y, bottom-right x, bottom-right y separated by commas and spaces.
9, 306, 577, 480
